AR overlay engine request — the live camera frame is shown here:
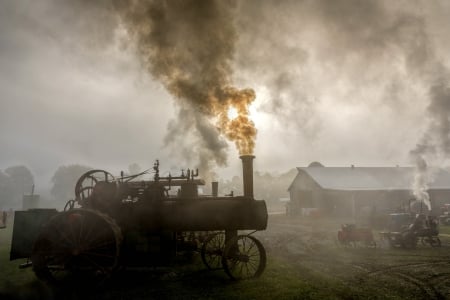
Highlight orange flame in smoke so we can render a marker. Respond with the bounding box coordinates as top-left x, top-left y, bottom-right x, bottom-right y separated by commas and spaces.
214, 87, 257, 155
114, 1, 257, 160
